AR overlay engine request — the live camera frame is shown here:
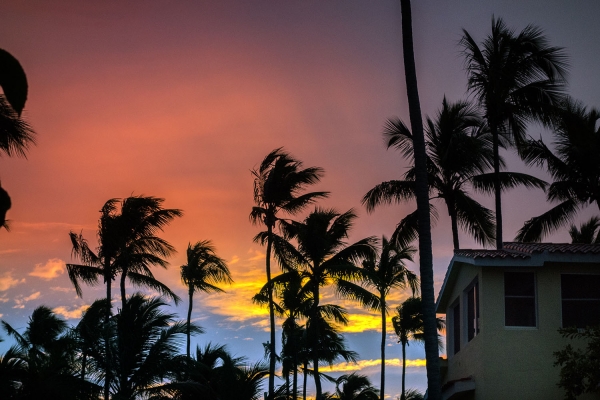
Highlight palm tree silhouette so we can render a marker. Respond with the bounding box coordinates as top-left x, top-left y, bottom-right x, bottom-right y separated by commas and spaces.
2, 306, 101, 399
277, 208, 376, 400
181, 240, 232, 361
569, 217, 600, 244
360, 236, 418, 400
324, 373, 379, 400
66, 195, 182, 399
461, 17, 568, 249
0, 48, 35, 229
517, 99, 600, 242
392, 297, 444, 400
399, 1, 441, 398
250, 147, 328, 399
